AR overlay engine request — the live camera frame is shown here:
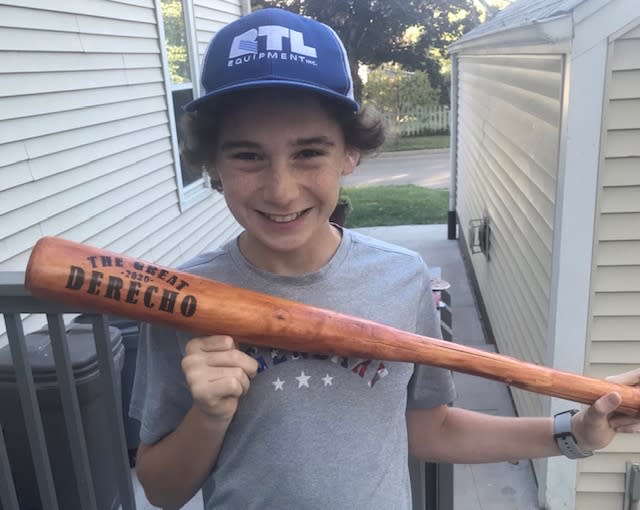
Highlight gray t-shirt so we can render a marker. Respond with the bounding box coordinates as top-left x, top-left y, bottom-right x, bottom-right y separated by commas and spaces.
130, 228, 456, 509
